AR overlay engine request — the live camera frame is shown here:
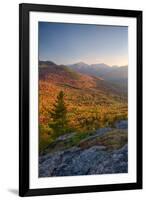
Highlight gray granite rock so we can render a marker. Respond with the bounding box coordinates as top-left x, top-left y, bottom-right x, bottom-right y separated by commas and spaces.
39, 144, 128, 177
39, 121, 128, 177
55, 132, 77, 142
115, 120, 128, 129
